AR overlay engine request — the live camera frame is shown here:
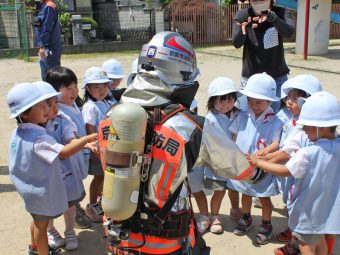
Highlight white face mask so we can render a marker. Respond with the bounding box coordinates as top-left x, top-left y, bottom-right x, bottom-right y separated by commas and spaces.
251, 0, 271, 13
